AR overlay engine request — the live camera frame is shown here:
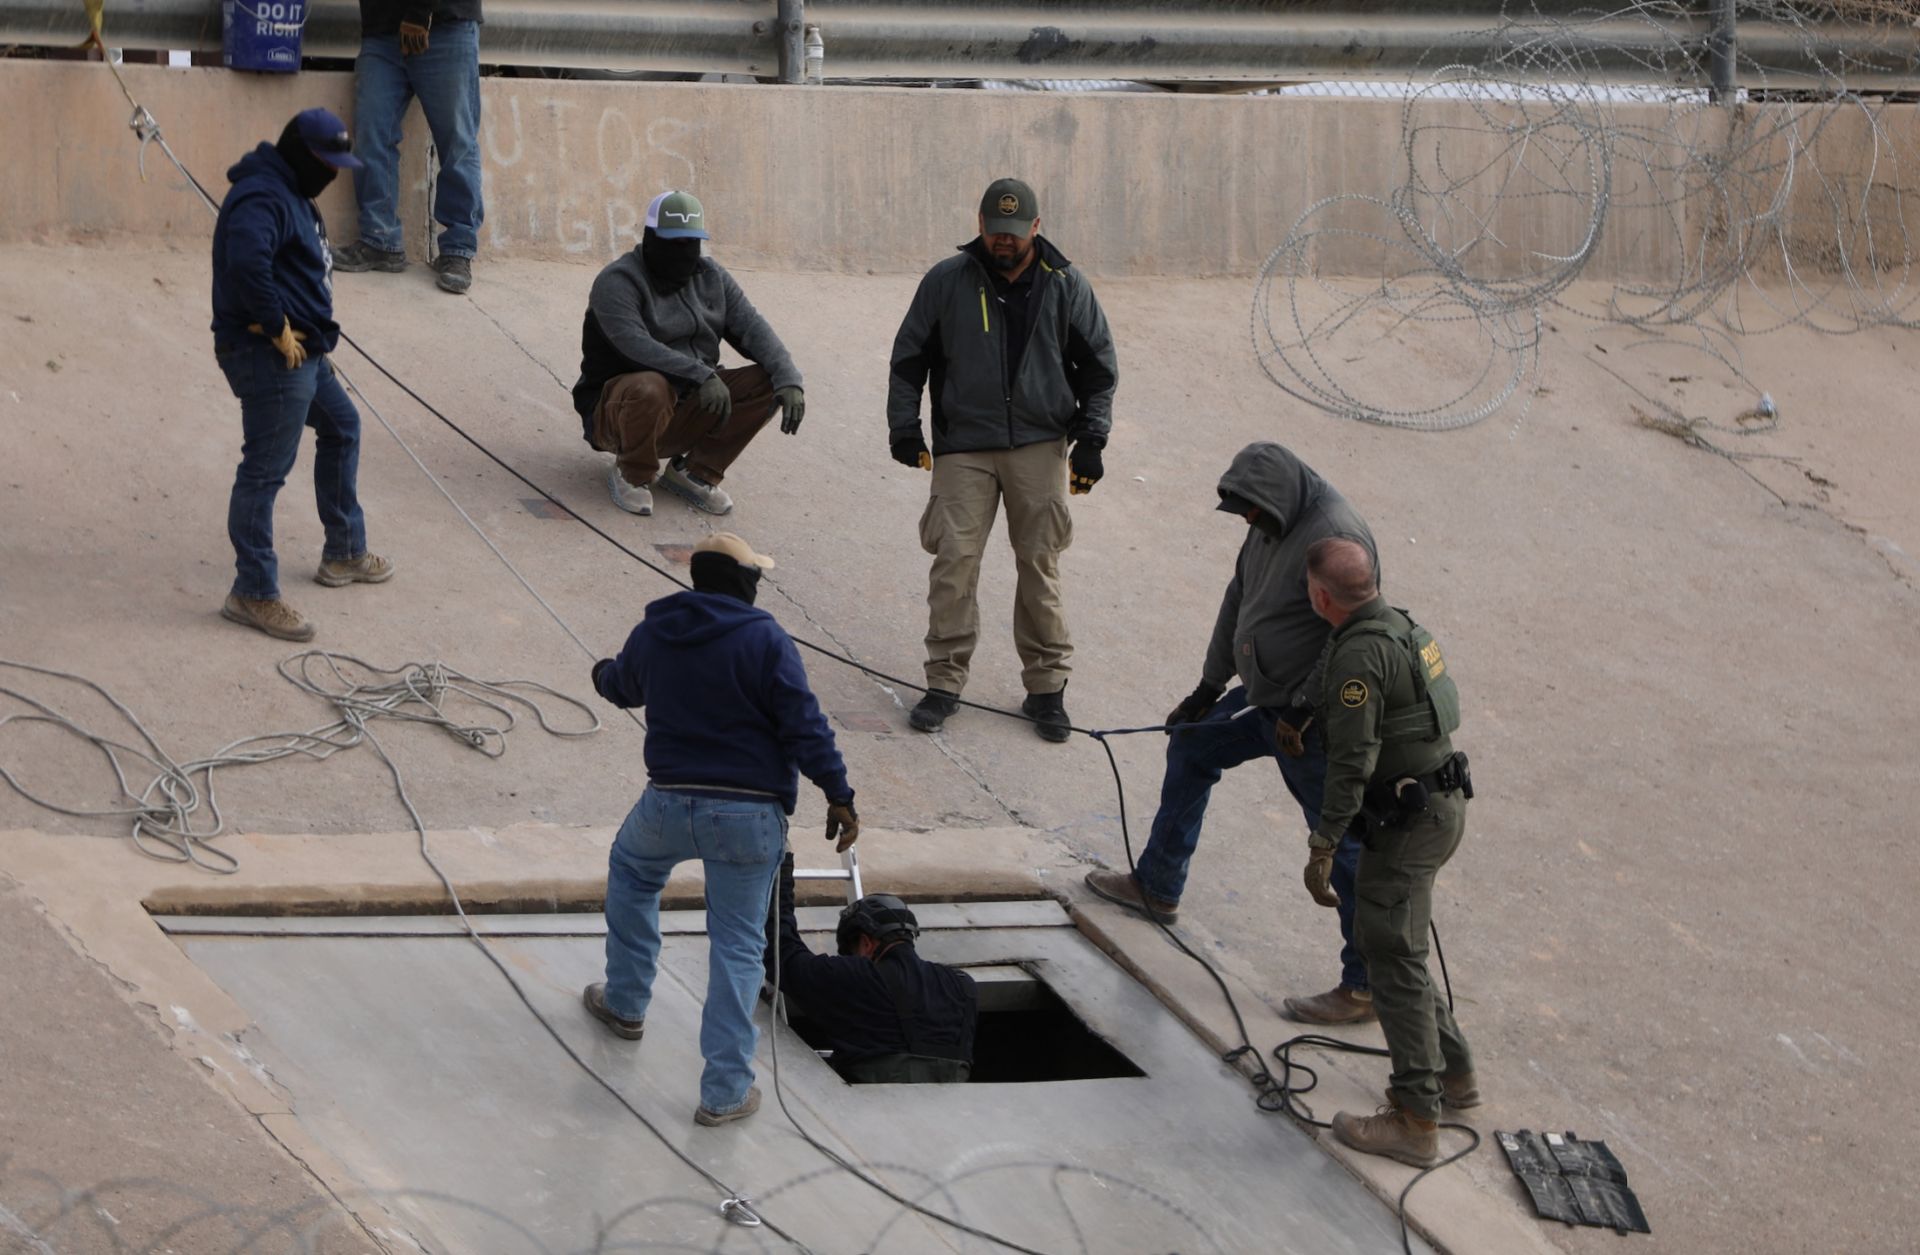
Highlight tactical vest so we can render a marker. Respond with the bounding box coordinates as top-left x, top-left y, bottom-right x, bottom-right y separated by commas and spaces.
1343, 610, 1461, 745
